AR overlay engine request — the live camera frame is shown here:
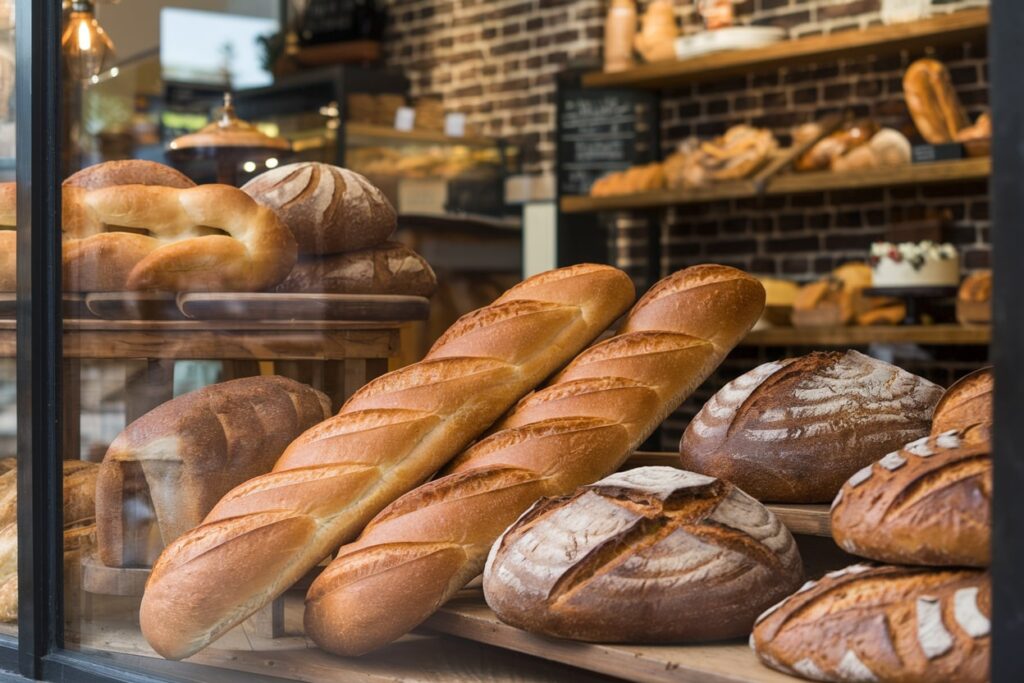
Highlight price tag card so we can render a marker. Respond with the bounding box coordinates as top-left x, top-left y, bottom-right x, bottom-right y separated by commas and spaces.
394, 107, 416, 132
444, 112, 467, 138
